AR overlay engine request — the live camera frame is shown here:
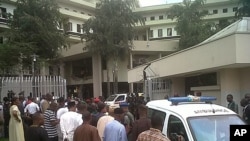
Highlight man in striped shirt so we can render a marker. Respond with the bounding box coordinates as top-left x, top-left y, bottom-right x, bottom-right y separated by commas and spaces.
44, 102, 59, 141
